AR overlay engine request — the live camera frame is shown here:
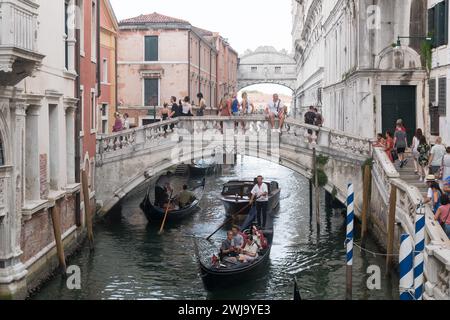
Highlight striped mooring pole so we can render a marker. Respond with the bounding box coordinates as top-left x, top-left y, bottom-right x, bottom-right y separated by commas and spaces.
414, 204, 425, 300
345, 183, 354, 300
399, 234, 414, 300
